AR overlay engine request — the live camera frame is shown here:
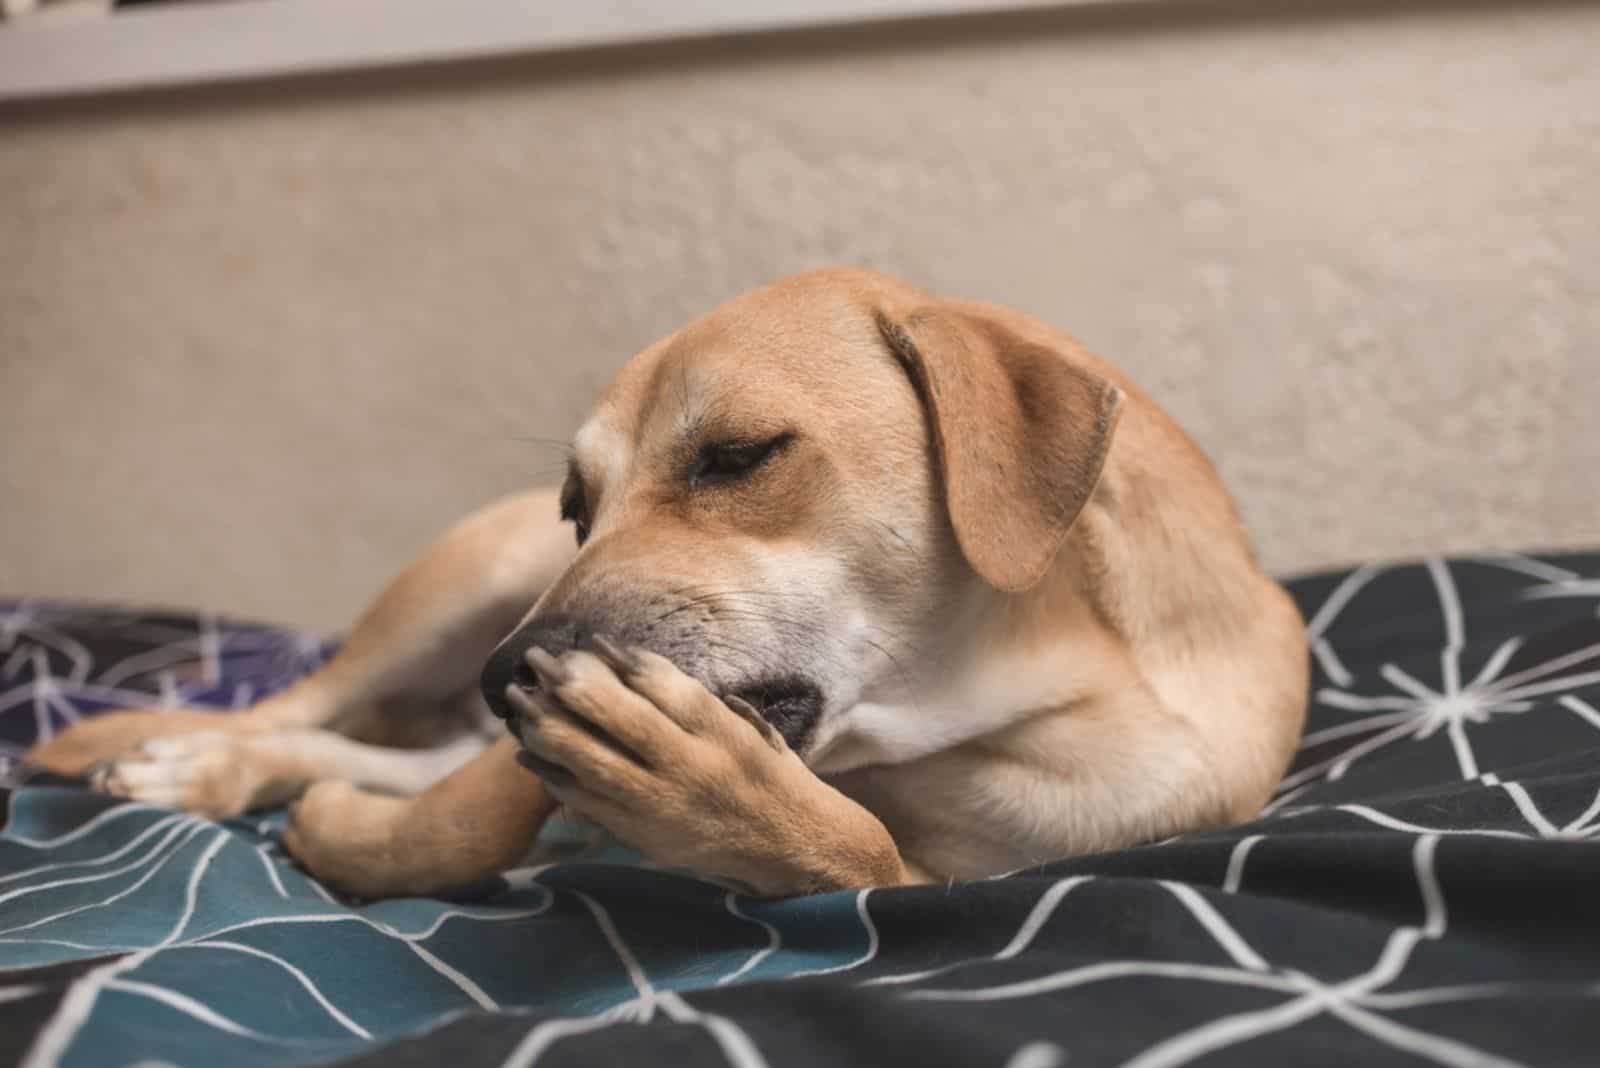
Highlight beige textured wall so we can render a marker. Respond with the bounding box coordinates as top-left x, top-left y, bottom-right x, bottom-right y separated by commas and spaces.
3, 1, 1597, 632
